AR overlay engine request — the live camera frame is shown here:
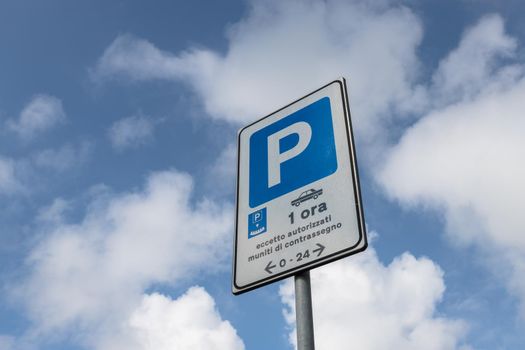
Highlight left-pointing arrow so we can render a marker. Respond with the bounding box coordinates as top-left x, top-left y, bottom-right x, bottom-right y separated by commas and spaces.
265, 260, 276, 274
